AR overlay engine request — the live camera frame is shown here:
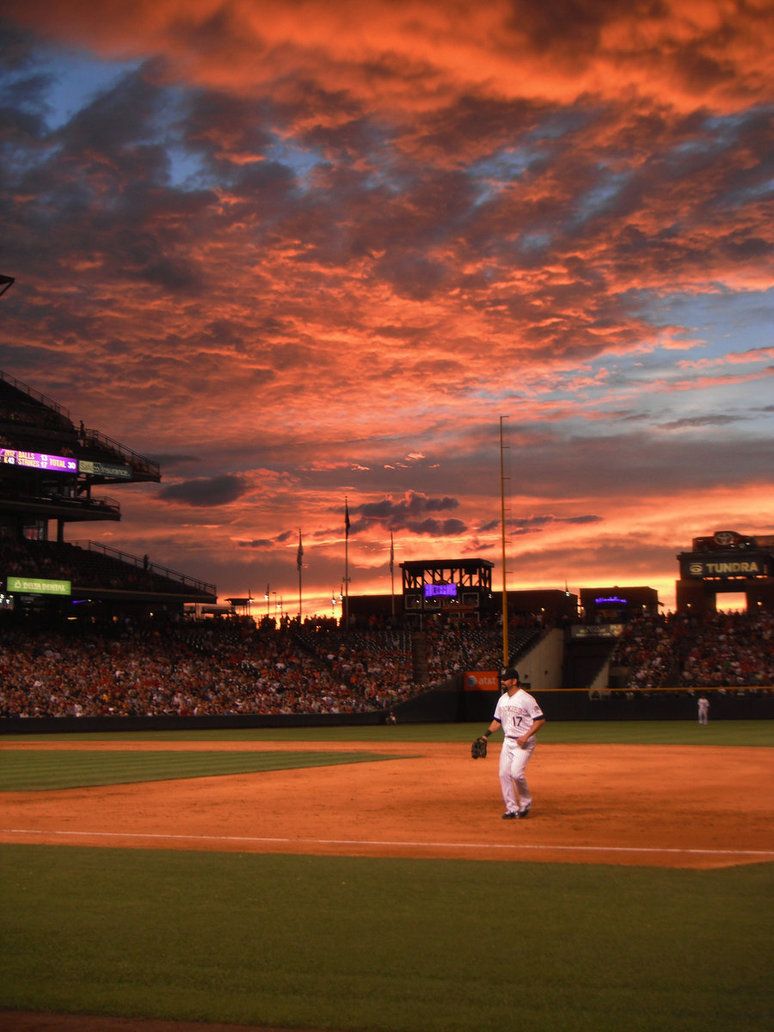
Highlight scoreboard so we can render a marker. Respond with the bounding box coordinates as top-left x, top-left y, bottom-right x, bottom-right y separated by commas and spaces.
1, 448, 77, 473
1, 448, 131, 479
